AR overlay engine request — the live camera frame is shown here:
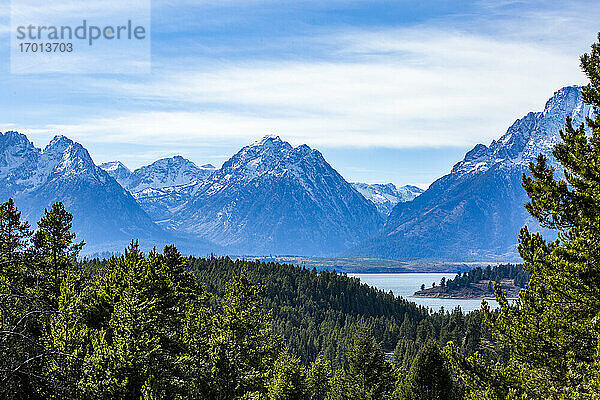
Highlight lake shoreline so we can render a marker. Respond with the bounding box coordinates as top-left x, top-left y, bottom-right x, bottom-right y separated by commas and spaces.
349, 272, 500, 313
